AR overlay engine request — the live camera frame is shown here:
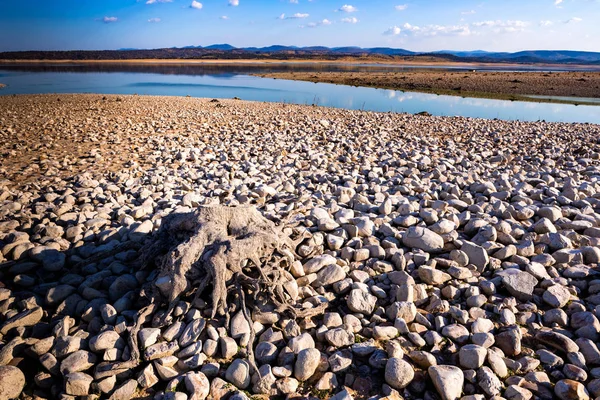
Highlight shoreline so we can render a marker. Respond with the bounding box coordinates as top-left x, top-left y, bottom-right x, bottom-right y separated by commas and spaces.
255, 70, 600, 106
2, 58, 600, 69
